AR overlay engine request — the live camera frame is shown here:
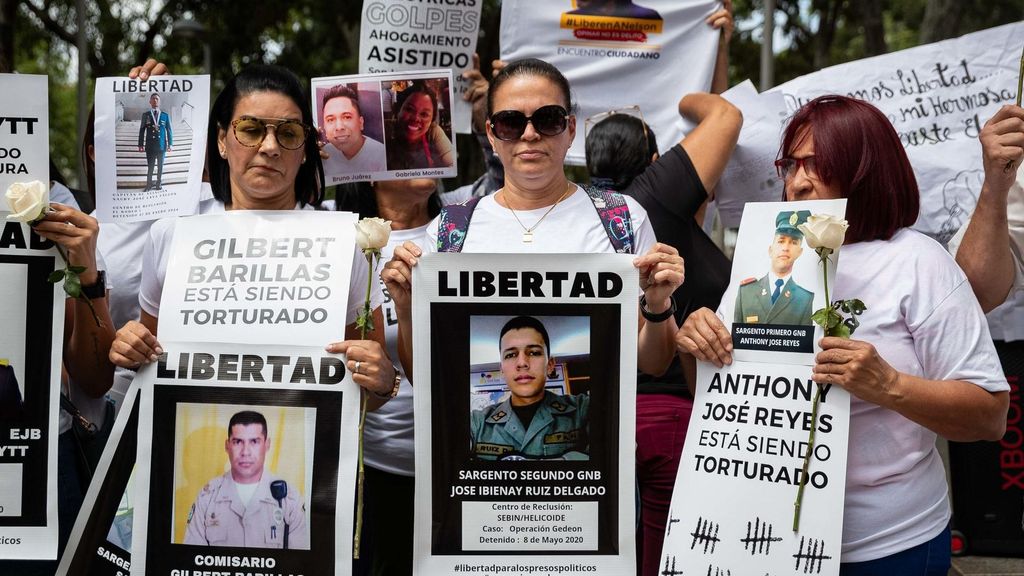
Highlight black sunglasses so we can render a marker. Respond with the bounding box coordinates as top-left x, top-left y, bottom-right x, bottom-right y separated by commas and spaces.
488, 105, 569, 141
